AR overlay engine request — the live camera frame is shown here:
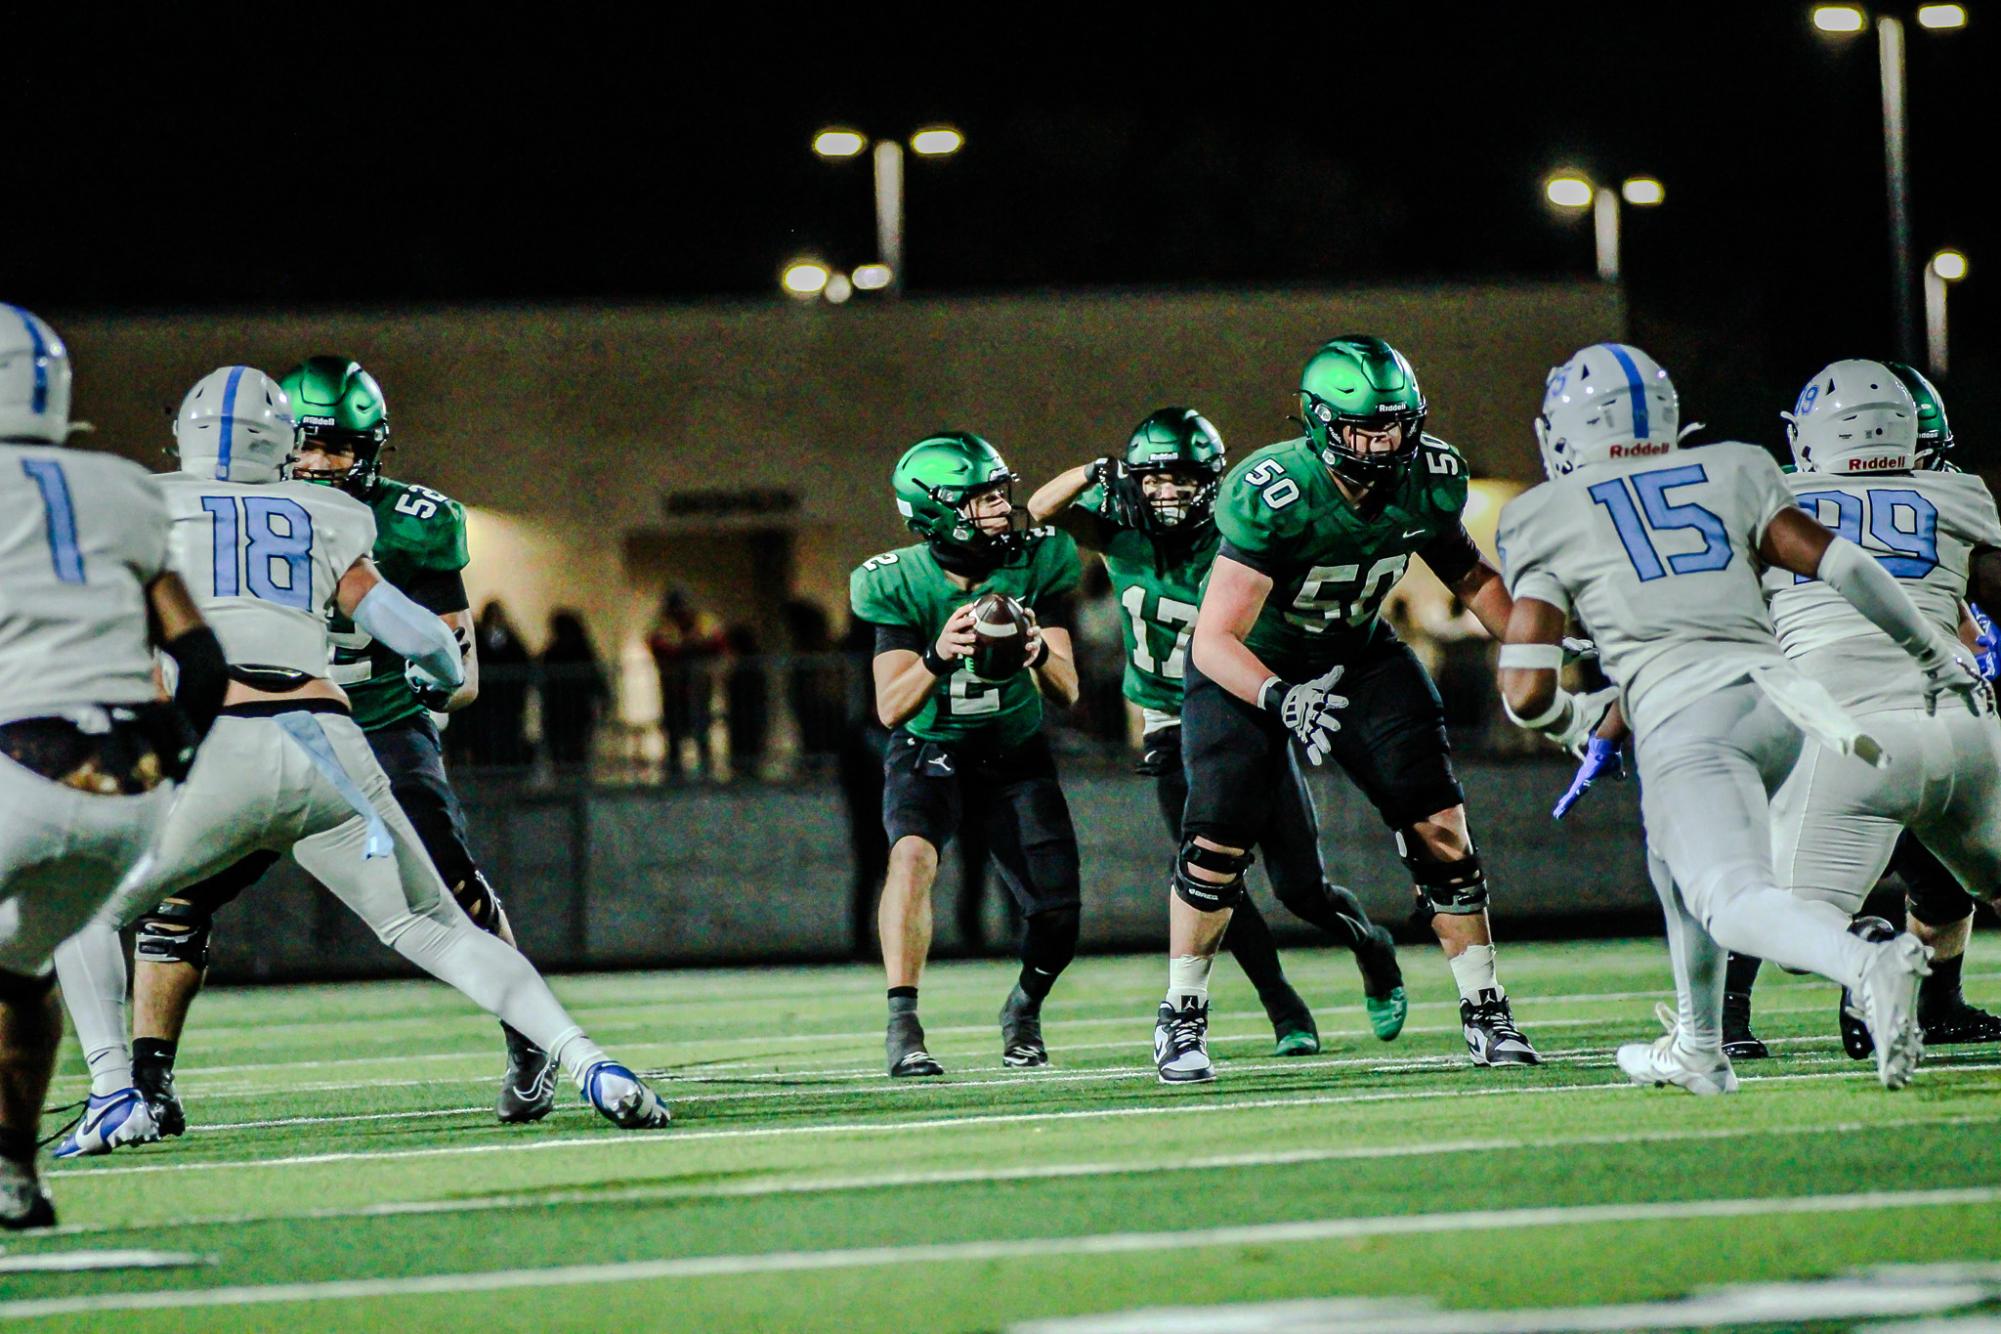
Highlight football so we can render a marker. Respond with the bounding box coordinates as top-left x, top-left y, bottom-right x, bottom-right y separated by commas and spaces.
967, 591, 1033, 681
